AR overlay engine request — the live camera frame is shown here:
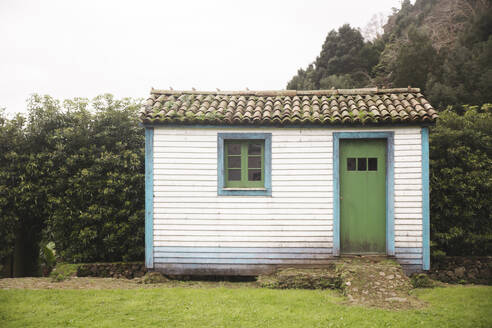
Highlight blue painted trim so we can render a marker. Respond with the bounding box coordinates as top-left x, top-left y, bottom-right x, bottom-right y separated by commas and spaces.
387, 133, 395, 256
422, 127, 430, 270
333, 136, 340, 256
333, 131, 395, 257
335, 132, 395, 139
145, 128, 154, 268
217, 133, 272, 196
